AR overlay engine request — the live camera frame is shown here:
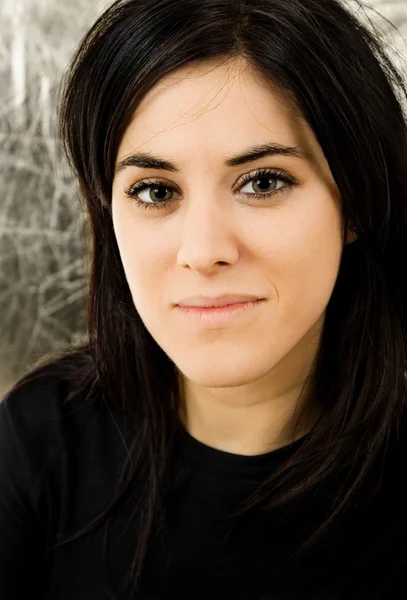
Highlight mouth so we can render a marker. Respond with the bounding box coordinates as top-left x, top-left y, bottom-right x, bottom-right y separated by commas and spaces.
174, 299, 265, 327
176, 294, 265, 308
